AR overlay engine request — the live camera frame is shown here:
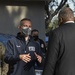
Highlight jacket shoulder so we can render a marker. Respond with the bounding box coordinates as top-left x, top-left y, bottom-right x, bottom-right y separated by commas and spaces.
7, 36, 18, 44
